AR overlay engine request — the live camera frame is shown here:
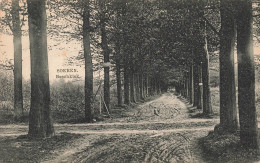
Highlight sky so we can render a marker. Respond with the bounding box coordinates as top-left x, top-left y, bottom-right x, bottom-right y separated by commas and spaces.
0, 34, 87, 83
